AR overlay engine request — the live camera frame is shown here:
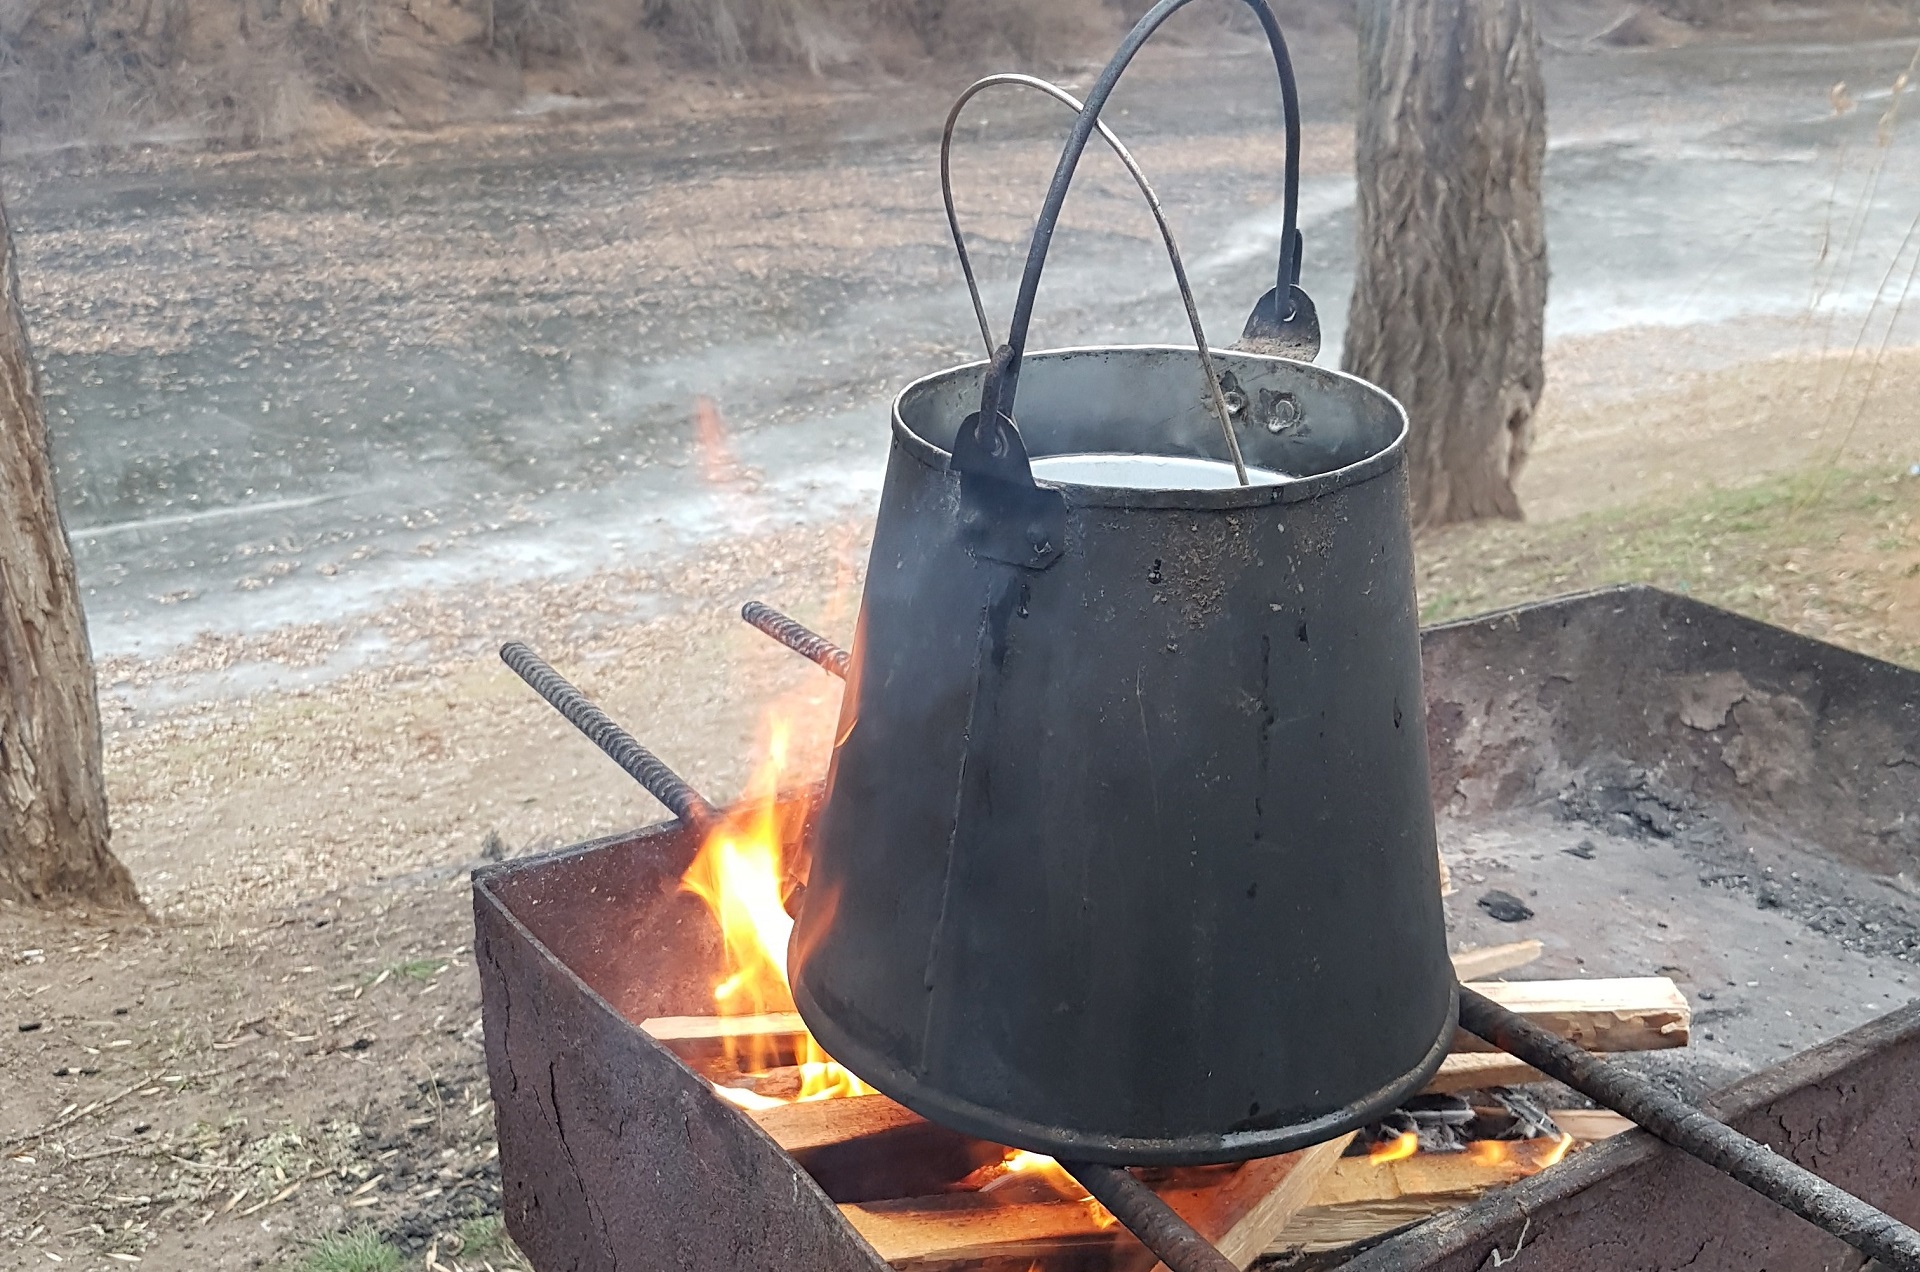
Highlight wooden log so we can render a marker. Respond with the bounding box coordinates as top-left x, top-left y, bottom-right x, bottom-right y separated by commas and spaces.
1453, 977, 1689, 1052
1448, 940, 1543, 981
